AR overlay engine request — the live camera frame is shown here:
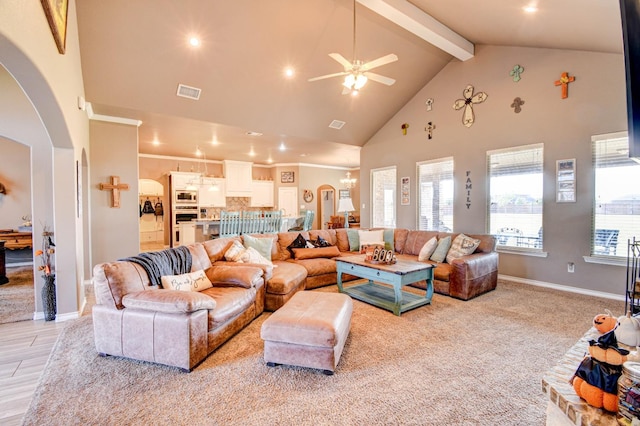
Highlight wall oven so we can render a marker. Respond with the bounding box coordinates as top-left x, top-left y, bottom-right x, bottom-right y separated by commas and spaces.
175, 211, 198, 224
174, 190, 197, 204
